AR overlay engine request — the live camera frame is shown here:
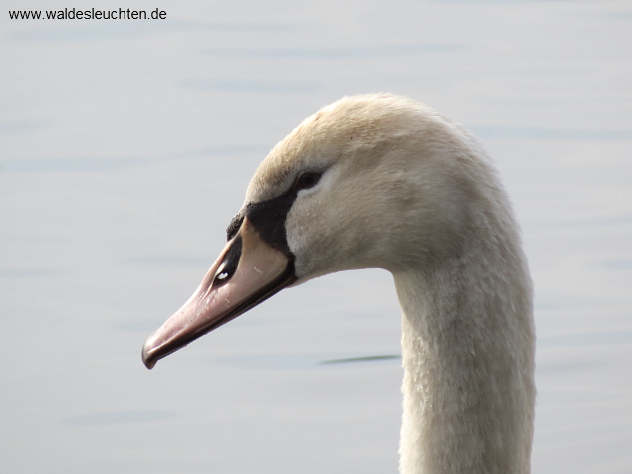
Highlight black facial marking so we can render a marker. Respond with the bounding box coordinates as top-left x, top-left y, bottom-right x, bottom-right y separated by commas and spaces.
226, 170, 323, 255
226, 212, 244, 241
245, 189, 297, 255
